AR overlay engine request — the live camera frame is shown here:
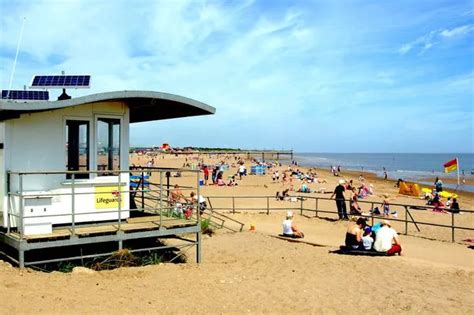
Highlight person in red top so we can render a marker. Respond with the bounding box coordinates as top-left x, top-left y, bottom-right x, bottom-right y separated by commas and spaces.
203, 165, 210, 185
